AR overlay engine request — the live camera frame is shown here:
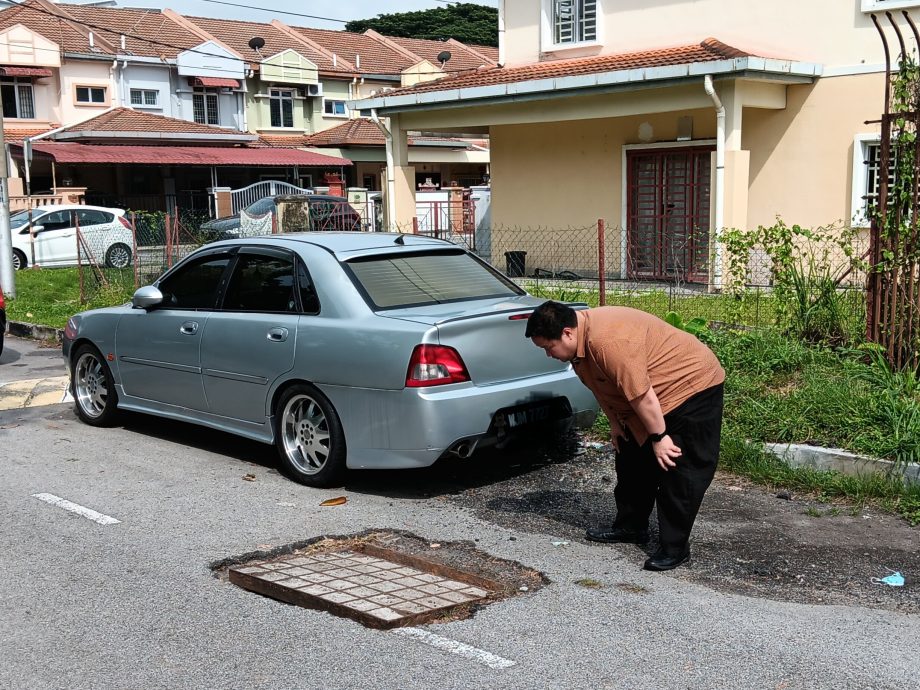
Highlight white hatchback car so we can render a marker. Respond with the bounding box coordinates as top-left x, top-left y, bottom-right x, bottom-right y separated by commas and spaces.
10, 205, 134, 270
